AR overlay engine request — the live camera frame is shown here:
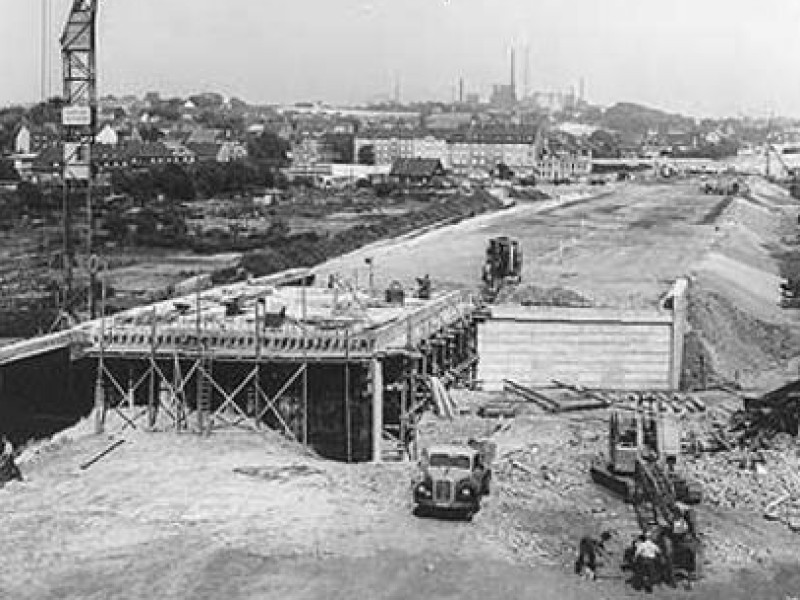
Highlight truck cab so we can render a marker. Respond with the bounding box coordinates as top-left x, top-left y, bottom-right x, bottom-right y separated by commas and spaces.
413, 443, 492, 518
